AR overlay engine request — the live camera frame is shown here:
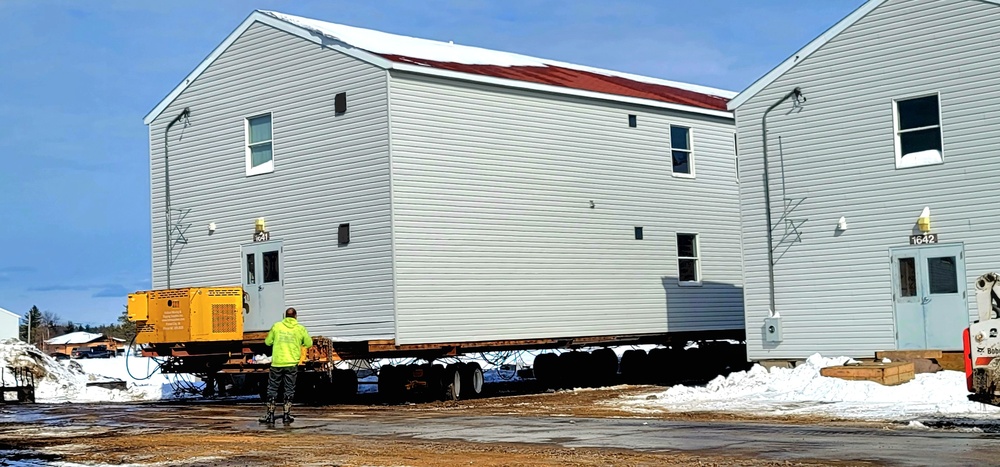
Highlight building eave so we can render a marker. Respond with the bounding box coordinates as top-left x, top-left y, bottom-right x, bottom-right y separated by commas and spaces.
143, 10, 394, 125
145, 10, 733, 126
